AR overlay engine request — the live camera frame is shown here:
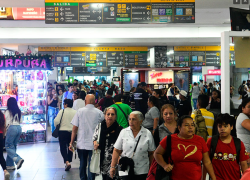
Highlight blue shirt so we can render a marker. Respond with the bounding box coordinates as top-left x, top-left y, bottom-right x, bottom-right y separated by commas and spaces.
62, 91, 74, 109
